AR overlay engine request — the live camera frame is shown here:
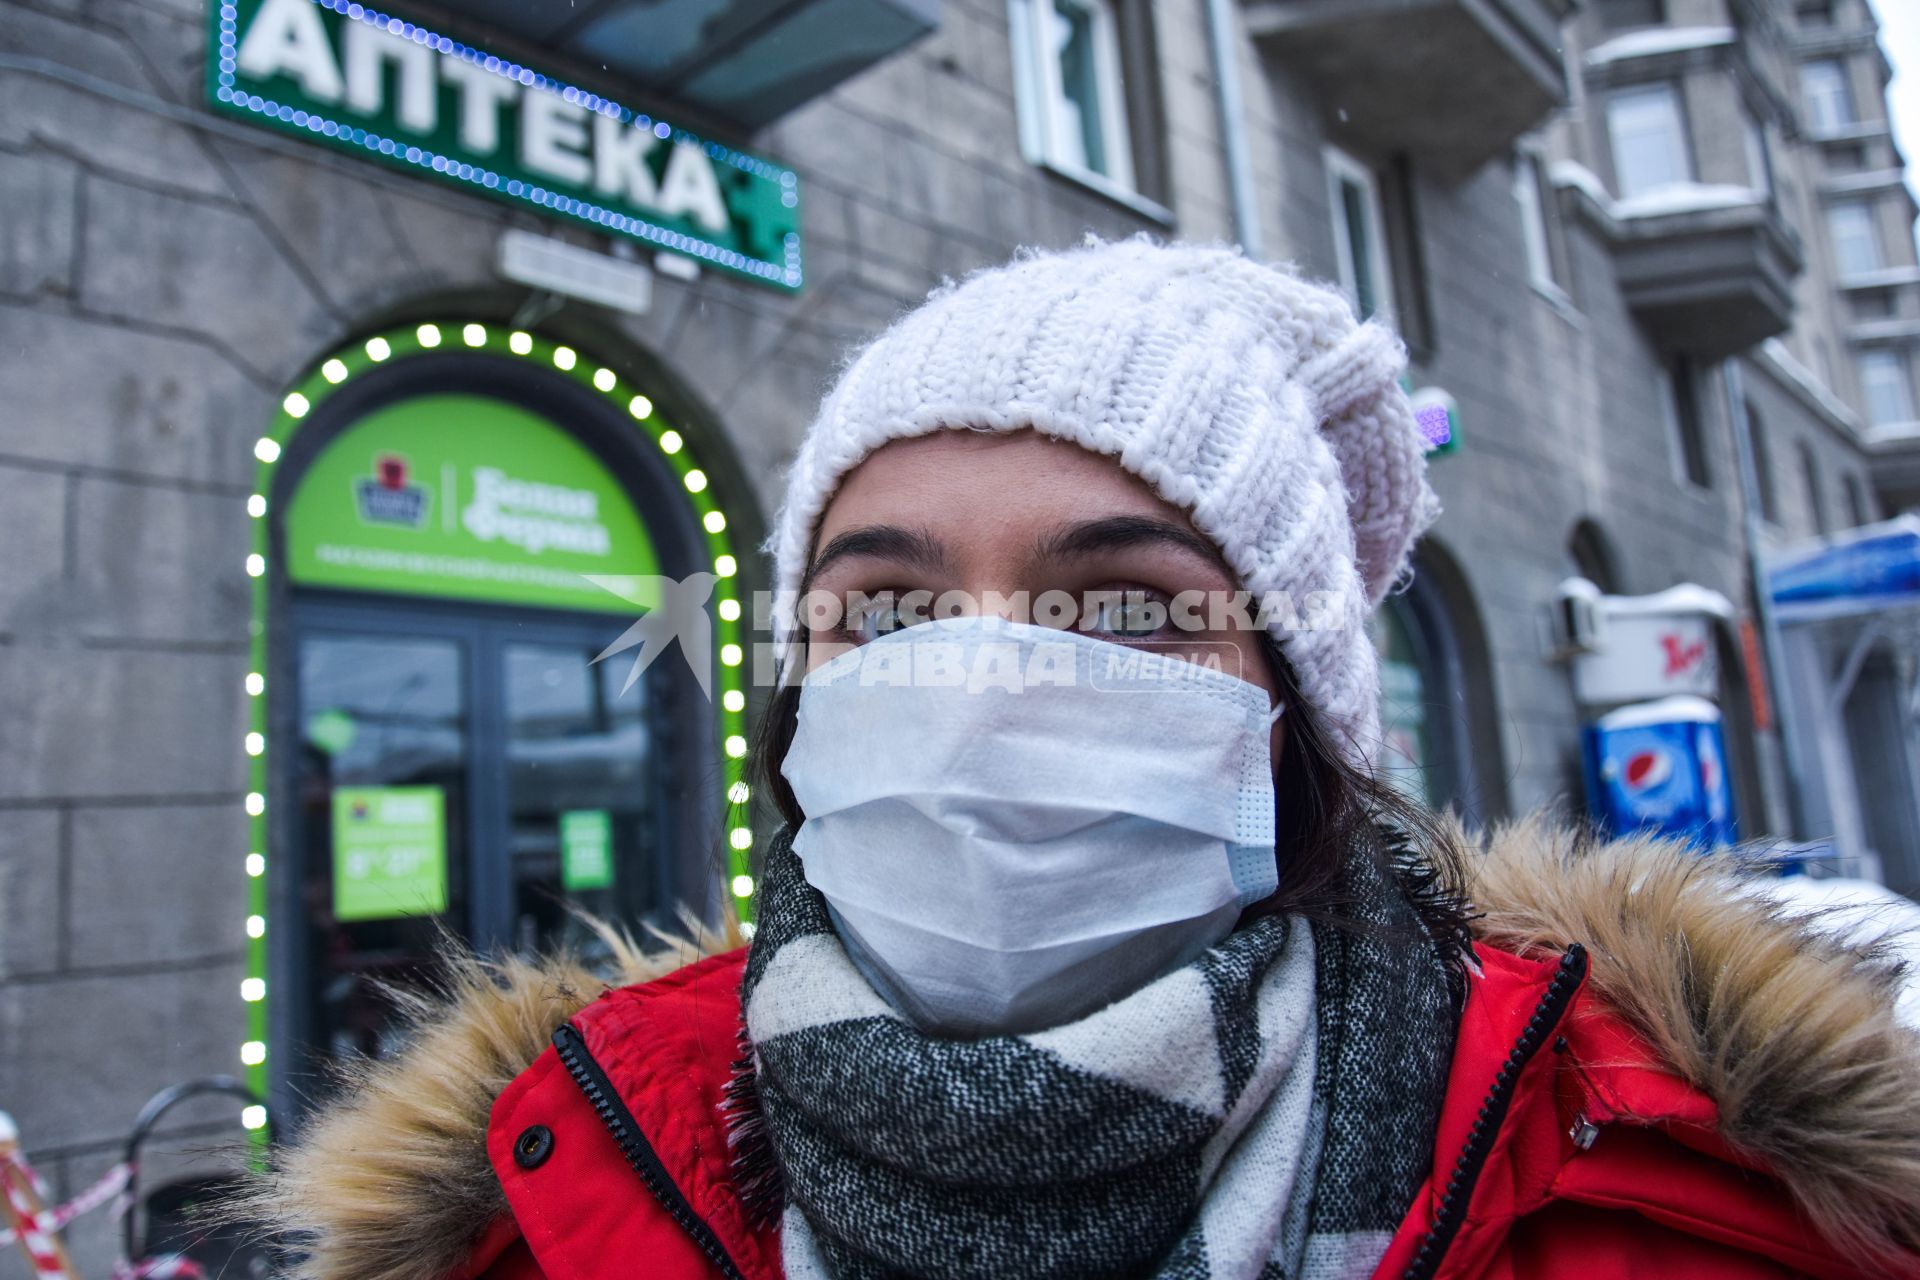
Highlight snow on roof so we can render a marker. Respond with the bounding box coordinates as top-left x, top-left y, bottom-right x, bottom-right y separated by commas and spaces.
1594, 695, 1722, 729
1614, 182, 1764, 219
1585, 25, 1734, 65
1602, 583, 1737, 620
